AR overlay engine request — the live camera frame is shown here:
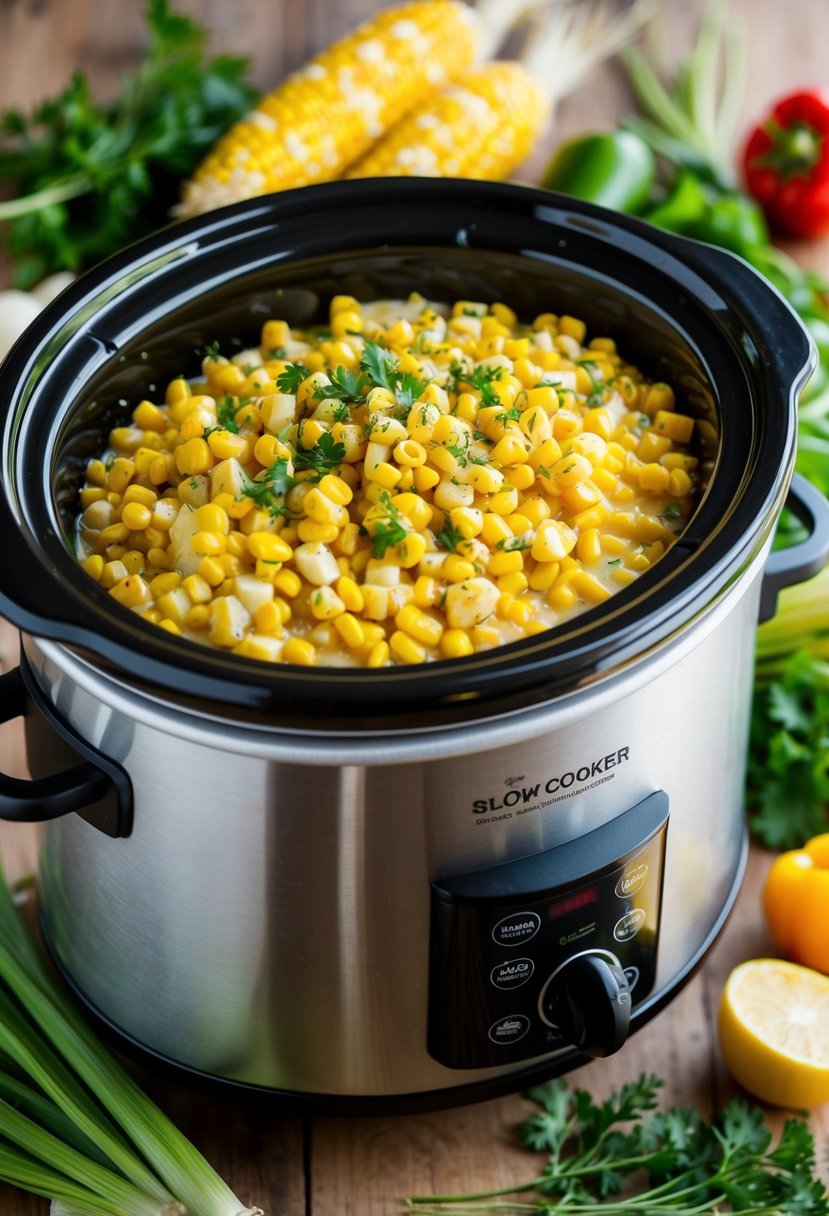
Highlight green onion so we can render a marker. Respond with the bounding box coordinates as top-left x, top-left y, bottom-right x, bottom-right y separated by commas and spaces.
0, 866, 264, 1216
